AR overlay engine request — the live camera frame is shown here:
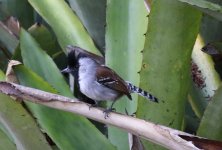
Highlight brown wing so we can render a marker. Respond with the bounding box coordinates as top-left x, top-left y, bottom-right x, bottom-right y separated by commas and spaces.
96, 65, 132, 100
